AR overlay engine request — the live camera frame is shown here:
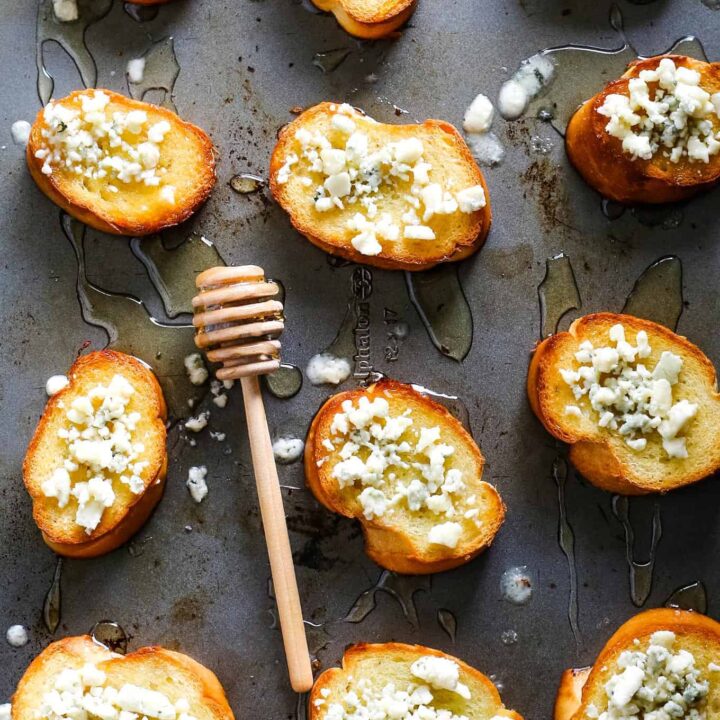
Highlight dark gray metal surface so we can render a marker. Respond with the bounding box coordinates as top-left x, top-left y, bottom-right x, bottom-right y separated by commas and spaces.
2, 1, 720, 718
